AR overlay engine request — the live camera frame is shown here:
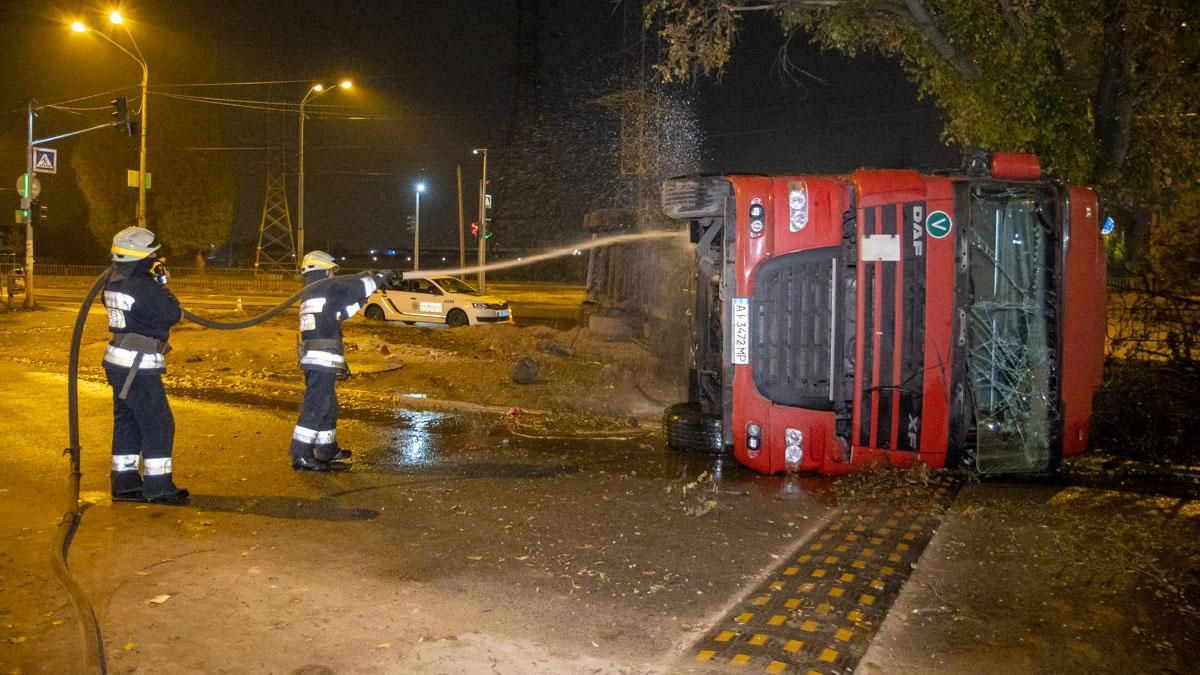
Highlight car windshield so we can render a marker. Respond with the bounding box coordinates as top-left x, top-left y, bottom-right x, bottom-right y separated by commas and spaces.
433, 277, 480, 295
965, 185, 1057, 474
